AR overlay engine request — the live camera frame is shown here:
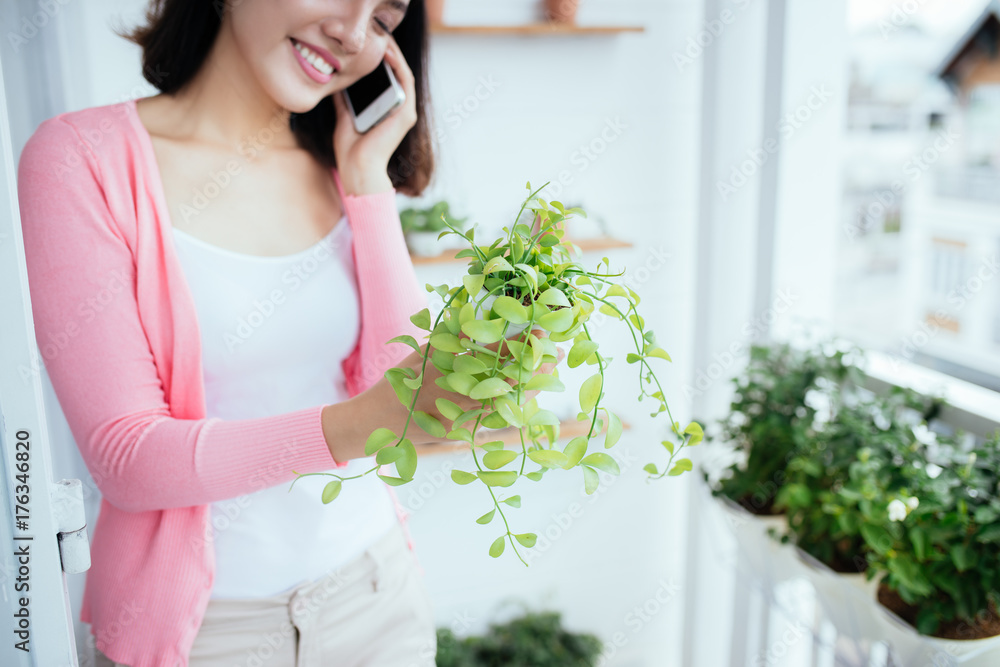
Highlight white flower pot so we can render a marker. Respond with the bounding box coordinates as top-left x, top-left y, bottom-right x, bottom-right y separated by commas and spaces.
711, 493, 805, 587
477, 291, 533, 338
871, 588, 1000, 666
793, 547, 884, 646
405, 230, 464, 257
